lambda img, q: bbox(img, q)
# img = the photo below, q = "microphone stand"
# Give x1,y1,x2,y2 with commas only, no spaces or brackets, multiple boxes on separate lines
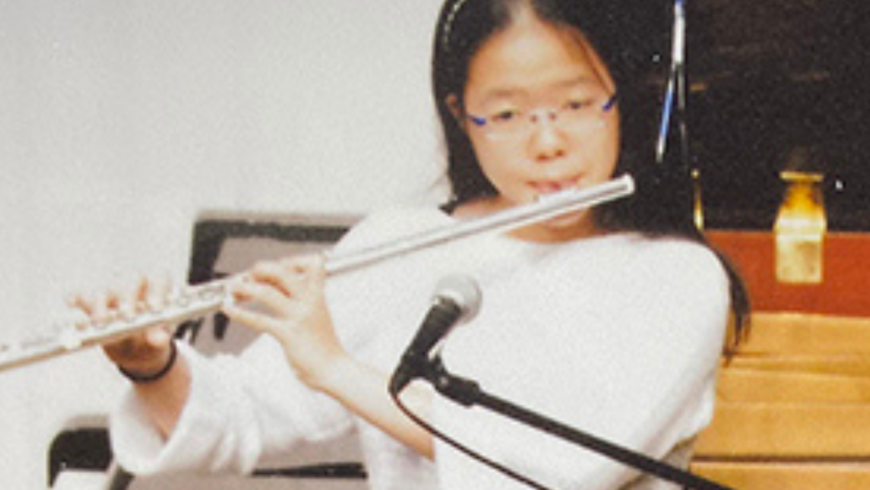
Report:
420,357,737,490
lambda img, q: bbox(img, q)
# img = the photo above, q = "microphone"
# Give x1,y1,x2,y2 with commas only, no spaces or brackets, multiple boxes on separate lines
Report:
389,275,482,395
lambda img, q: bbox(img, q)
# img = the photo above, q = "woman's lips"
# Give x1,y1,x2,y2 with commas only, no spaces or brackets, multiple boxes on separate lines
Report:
530,178,579,195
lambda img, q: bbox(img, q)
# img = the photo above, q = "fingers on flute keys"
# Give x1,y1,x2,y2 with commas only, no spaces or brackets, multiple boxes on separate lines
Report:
224,254,326,335
66,276,176,365
67,275,174,332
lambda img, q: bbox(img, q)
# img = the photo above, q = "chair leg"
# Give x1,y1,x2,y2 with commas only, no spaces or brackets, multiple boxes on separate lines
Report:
102,463,134,490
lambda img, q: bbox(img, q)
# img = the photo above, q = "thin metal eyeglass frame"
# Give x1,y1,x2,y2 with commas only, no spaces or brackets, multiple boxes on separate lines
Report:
466,93,618,138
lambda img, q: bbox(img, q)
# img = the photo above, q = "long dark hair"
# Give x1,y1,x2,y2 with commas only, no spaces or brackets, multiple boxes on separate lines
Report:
431,0,750,351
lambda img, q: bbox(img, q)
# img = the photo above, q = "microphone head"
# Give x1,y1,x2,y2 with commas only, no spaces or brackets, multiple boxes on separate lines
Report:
434,274,482,323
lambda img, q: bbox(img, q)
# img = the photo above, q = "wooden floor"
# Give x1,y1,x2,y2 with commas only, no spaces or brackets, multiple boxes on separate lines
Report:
691,312,870,489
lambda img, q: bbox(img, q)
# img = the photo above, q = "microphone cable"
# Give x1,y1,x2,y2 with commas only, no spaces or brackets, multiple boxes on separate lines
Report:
391,374,557,490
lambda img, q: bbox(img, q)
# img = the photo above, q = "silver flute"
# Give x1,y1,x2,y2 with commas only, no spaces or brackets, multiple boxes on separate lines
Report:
0,175,634,373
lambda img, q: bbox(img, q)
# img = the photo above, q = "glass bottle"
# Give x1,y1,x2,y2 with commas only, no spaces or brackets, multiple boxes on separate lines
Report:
774,171,826,284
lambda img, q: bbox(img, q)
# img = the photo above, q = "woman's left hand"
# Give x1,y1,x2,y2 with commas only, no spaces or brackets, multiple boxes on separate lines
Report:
222,254,345,390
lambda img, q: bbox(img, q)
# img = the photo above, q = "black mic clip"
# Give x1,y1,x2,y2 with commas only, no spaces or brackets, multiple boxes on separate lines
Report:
428,356,481,407
389,350,435,395
390,351,481,407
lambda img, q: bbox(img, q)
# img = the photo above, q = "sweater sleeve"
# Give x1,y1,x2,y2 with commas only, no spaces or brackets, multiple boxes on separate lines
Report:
110,337,355,475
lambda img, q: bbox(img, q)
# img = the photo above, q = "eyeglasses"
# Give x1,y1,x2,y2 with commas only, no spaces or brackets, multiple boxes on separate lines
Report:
466,93,617,140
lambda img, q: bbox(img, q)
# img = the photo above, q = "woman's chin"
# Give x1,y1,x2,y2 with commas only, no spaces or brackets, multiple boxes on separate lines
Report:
513,210,599,242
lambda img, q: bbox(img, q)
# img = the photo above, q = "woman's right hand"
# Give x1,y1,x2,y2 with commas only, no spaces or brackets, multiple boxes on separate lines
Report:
68,276,176,378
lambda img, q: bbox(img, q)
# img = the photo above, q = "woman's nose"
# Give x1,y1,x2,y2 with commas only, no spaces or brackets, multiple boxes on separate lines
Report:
528,119,567,162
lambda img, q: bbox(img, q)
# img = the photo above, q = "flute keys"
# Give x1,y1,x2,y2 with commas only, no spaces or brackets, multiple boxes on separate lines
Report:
57,327,84,350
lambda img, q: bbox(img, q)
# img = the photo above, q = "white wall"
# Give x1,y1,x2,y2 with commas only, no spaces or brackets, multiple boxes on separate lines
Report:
0,1,446,487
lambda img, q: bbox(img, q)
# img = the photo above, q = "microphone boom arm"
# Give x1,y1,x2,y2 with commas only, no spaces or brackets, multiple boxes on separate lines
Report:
415,359,737,490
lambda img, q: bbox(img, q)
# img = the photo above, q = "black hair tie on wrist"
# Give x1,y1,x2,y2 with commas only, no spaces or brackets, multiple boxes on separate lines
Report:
118,341,178,384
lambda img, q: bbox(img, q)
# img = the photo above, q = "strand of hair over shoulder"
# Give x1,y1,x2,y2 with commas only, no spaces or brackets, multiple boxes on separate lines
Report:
442,0,473,52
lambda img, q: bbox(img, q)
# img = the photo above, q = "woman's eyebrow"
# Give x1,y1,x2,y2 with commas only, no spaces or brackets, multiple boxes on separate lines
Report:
475,86,525,106
472,74,606,107
553,75,607,90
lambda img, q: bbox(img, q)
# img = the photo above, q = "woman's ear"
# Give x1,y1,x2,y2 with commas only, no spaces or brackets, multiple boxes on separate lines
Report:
445,94,466,131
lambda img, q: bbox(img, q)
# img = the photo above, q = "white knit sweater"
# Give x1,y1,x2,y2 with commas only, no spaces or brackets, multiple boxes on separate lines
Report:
110,206,730,490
